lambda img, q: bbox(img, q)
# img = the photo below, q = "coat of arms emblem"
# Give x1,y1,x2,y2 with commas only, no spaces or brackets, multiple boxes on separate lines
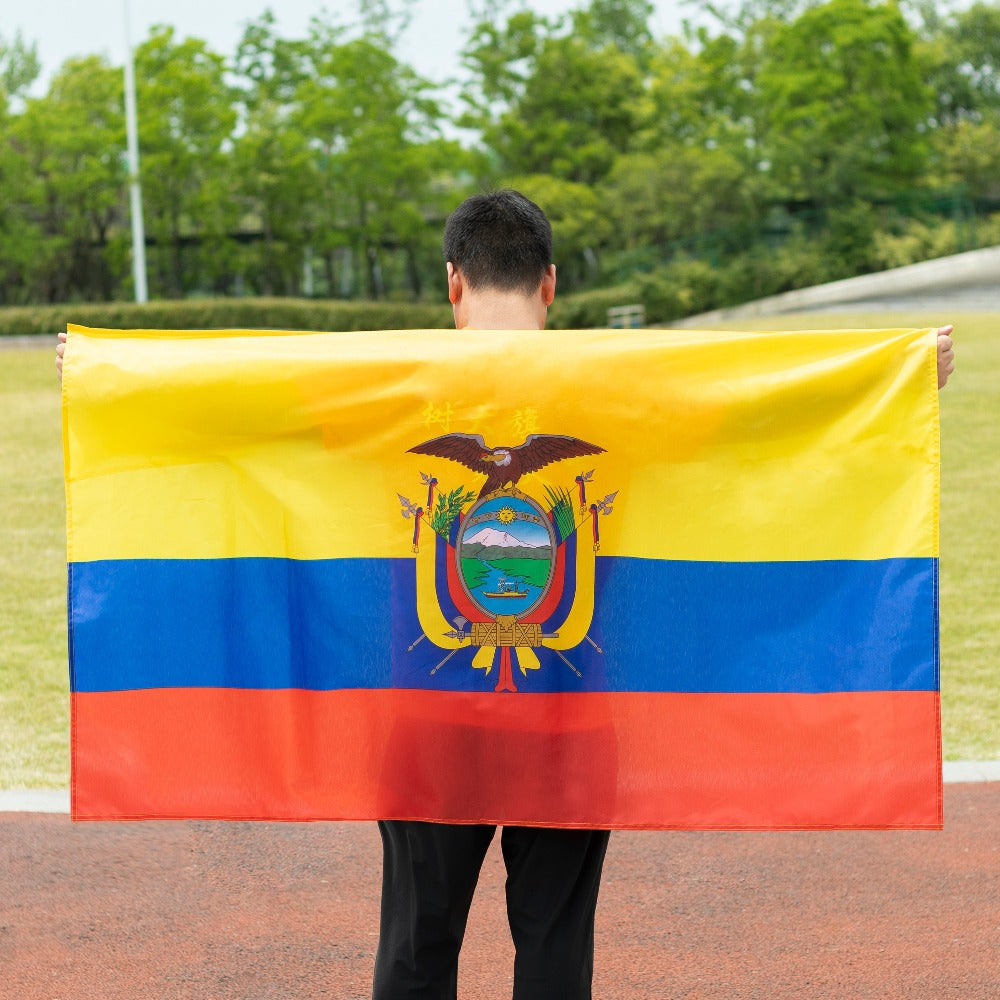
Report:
397,432,618,692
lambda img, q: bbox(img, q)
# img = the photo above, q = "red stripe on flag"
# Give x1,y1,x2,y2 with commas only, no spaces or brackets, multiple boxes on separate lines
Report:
72,689,941,829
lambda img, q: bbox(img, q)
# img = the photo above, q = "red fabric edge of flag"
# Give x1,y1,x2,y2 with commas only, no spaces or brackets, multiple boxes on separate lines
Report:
72,688,943,830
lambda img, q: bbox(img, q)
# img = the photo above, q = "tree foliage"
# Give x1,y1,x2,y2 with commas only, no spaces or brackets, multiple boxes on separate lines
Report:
757,0,933,202
295,19,452,297
134,27,238,296
0,0,997,309
5,57,125,303
0,30,40,105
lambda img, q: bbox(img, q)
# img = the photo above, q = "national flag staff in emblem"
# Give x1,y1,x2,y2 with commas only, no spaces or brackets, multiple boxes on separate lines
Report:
62,323,943,829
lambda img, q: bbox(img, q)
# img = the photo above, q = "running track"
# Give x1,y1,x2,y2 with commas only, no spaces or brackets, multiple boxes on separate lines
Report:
1,783,996,999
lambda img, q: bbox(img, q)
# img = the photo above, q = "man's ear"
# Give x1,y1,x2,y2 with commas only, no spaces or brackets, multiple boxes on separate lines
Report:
541,264,556,306
446,262,463,305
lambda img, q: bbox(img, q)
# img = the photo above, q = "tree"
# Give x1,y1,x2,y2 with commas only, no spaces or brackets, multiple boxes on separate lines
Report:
232,12,315,295
643,32,767,161
460,7,553,128
900,2,1000,213
294,16,453,297
933,113,1000,199
756,0,932,203
0,33,42,302
494,35,644,183
0,30,40,107
134,26,237,296
912,1,1000,125
504,174,612,288
601,146,757,252
0,121,43,304
462,4,647,186
8,57,127,302
685,0,810,33
570,0,656,63
608,23,774,258
647,3,799,205
947,1,1000,112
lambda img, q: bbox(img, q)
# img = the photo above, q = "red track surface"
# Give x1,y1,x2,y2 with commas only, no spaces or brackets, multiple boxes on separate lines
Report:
2,784,997,999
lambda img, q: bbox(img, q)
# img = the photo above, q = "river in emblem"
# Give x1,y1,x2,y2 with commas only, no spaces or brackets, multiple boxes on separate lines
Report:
458,496,555,618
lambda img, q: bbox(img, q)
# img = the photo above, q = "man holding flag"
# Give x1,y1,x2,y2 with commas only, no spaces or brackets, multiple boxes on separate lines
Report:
373,190,614,1000
55,189,956,1000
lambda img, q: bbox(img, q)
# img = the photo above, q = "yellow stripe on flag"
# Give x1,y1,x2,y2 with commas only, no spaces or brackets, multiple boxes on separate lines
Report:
64,325,938,563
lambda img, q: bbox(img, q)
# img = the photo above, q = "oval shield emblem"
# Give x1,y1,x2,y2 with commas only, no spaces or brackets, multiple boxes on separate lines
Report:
456,493,556,619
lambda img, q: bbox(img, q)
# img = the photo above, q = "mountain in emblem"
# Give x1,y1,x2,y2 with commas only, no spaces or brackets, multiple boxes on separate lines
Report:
462,526,552,562
463,527,546,549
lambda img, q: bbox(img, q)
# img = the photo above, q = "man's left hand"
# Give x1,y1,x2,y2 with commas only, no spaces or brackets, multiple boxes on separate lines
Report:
937,325,955,389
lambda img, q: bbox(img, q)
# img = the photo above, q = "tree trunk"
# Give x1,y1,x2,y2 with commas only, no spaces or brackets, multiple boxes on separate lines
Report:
405,244,422,298
171,209,184,297
262,217,275,297
324,251,336,297
366,244,385,299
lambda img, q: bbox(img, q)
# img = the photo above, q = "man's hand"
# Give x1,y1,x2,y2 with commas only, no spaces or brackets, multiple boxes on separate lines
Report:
937,325,955,389
55,330,66,382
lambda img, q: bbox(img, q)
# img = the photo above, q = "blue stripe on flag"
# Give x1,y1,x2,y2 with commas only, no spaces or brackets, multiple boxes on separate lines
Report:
69,556,937,694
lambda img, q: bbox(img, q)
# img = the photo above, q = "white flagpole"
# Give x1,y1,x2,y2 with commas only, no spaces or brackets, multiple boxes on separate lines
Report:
123,1,148,303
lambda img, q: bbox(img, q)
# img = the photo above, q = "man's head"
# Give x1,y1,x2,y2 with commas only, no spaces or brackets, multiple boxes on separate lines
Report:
444,189,552,295
443,189,556,330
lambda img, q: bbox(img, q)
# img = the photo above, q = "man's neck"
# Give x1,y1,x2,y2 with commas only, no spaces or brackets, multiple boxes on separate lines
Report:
454,291,547,331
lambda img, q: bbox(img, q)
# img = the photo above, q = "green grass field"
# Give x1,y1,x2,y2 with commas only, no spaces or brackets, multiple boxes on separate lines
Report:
0,347,68,787
0,316,996,788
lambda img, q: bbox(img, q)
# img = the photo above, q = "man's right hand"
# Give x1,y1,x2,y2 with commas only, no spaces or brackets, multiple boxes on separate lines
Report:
56,331,66,382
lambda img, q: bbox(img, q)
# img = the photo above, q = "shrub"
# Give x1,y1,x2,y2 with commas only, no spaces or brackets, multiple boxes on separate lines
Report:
0,298,454,337
3,289,652,335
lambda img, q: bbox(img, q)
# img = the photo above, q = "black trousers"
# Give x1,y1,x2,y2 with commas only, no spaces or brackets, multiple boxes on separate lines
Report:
372,821,611,1000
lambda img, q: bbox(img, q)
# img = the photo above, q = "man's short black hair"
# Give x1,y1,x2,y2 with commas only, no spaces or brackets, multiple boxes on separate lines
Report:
443,189,553,296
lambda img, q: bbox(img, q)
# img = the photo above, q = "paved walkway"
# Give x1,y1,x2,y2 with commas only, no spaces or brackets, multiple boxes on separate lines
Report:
673,245,999,326
1,782,997,999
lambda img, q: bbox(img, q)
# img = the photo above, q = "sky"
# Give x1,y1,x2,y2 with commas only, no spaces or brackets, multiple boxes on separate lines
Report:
5,0,691,97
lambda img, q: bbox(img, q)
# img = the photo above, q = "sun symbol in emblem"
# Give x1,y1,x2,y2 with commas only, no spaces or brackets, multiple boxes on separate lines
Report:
496,505,517,526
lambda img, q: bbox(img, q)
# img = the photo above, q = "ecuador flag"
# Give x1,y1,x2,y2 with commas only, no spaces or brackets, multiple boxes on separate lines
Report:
63,325,942,829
